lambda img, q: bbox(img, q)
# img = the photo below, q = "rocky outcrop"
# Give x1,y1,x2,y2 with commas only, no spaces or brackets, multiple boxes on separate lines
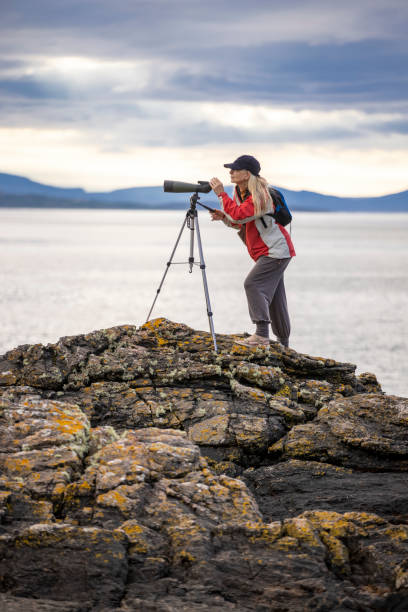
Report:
0,318,407,611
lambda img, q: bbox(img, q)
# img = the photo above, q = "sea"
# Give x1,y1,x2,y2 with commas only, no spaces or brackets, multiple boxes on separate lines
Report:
1,208,407,397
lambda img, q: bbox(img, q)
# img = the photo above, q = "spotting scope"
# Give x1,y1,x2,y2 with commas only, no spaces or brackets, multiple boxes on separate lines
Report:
163,180,212,194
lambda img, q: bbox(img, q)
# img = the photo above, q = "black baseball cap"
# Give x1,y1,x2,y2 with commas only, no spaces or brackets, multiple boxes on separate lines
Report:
224,155,261,176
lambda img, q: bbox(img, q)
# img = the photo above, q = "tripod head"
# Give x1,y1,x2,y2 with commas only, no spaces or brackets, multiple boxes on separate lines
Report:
189,191,200,208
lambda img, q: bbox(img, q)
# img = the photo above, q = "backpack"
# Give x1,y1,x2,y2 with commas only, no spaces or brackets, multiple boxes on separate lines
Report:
266,186,292,227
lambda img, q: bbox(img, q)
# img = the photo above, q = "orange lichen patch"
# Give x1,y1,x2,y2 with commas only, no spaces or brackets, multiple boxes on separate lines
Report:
3,398,90,461
303,511,357,539
3,456,33,476
200,392,215,400
250,388,269,402
274,536,299,551
188,415,229,445
177,550,196,562
13,523,128,552
120,521,143,538
117,520,150,554
165,388,193,400
343,511,386,527
205,459,235,475
283,517,323,548
176,333,213,351
52,405,89,437
210,476,261,523
275,384,292,398
78,479,93,492
395,564,408,589
62,476,95,510
267,438,284,454
13,524,83,548
165,516,207,564
24,466,76,498
303,380,332,391
123,388,139,400
141,318,172,346
230,344,254,356
142,318,168,330
334,383,354,395
201,467,218,486
268,422,327,457
32,501,54,520
0,491,11,504
96,485,137,518
245,520,282,547
384,526,408,541
130,378,152,388
231,415,269,448
52,482,66,498
295,510,372,576
320,532,350,575
230,342,271,356
0,476,25,493
0,370,18,385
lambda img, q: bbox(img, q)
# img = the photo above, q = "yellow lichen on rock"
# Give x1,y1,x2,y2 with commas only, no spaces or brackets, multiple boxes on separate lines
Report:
283,517,323,549
188,415,230,445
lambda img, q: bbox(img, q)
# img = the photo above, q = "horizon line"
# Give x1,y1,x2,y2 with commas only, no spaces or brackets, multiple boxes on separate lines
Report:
1,170,408,200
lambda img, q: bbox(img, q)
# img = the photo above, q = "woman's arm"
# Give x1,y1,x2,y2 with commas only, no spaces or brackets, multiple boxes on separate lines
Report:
209,177,256,223
210,208,242,229
218,191,255,221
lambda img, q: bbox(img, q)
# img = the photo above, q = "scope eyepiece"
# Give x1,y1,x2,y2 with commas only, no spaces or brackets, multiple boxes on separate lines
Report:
163,180,212,194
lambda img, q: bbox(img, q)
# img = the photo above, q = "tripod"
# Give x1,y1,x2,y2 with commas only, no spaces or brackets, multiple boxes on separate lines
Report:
146,192,218,352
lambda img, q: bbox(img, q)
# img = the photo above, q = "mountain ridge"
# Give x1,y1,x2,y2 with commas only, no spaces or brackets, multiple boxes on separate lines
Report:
1,171,408,212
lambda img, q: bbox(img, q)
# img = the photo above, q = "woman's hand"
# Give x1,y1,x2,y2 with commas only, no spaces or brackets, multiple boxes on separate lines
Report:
209,177,224,196
210,209,225,221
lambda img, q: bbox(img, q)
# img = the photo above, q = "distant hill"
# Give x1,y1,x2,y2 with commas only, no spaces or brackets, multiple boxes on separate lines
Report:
0,172,407,212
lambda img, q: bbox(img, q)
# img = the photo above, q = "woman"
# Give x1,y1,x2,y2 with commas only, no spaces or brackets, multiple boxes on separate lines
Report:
209,155,295,348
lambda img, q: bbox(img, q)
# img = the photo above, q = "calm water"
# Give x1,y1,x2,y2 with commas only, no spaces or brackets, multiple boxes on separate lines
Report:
1,208,407,397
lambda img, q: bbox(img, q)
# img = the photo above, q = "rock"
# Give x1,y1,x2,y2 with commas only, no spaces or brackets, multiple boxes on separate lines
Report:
0,393,90,520
0,594,84,611
269,393,408,470
243,459,408,523
0,317,407,611
0,524,128,607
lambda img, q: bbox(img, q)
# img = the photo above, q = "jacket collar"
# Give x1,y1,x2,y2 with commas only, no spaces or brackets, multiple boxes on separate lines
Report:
236,186,250,202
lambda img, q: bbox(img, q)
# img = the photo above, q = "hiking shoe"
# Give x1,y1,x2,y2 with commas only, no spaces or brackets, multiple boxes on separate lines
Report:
235,334,270,348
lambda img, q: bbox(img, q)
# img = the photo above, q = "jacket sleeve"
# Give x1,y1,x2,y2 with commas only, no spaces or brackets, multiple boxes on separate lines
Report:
222,217,242,229
218,192,258,224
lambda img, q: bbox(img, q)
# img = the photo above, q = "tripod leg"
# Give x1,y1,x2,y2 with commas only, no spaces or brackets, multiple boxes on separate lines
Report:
188,213,195,273
194,215,218,353
146,215,188,322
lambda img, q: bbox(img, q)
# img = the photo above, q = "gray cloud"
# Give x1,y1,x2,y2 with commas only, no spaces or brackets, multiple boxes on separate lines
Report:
0,0,408,151
1,37,407,109
0,76,69,99
3,0,408,50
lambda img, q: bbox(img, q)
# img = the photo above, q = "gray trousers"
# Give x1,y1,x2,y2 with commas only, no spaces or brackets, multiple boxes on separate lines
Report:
244,256,291,346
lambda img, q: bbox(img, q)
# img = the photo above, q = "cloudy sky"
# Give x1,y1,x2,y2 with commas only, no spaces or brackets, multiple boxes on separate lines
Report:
1,0,407,195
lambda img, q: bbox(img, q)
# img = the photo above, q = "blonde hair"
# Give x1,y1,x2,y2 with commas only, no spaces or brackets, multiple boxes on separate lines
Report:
247,173,273,216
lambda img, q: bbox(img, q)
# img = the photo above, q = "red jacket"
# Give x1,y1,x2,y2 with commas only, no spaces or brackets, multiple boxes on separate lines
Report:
219,189,295,261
